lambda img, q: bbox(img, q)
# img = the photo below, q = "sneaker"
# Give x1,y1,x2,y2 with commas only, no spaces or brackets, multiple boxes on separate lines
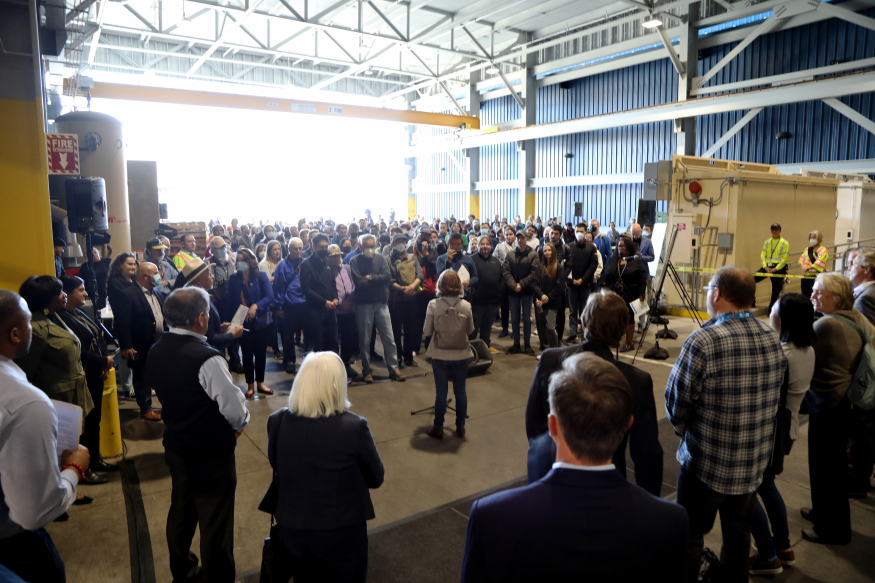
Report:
619,344,634,353
506,344,522,355
523,345,536,356
363,373,374,384
391,370,406,382
748,555,782,576
488,346,499,354
776,549,795,567
498,329,509,338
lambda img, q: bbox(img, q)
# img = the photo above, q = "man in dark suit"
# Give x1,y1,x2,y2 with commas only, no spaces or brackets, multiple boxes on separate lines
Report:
525,289,663,495
848,248,875,498
115,262,167,421
462,352,688,583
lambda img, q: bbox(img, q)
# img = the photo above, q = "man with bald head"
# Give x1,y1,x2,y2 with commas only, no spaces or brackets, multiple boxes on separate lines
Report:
115,262,167,421
0,290,93,582
665,266,785,582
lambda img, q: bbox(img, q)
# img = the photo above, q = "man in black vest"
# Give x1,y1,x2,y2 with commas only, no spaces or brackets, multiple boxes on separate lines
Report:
147,288,249,583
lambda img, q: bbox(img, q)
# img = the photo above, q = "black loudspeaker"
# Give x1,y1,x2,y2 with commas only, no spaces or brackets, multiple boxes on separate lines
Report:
65,177,108,233
637,199,657,228
573,202,583,217
159,203,168,220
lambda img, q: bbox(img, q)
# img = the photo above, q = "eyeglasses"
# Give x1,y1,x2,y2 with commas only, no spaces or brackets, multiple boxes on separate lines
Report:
703,286,717,291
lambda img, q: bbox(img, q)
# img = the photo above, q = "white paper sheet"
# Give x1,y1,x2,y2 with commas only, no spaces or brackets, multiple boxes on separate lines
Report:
630,299,650,318
51,400,82,462
230,304,249,329
456,265,471,285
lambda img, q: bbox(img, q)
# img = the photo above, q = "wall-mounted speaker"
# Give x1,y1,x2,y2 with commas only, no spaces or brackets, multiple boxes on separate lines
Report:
65,177,108,233
573,202,583,217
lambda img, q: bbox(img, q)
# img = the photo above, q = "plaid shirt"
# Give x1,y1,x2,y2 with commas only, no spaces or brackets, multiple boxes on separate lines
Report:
665,311,786,495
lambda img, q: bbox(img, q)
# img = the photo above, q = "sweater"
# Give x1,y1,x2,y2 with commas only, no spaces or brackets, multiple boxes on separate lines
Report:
807,309,875,412
350,253,392,304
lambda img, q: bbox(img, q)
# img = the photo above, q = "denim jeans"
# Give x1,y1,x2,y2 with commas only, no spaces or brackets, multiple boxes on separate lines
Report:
355,303,399,374
751,468,790,561
431,358,468,429
508,294,533,346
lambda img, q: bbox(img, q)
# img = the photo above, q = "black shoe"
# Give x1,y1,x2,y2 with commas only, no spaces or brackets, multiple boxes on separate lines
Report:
54,512,69,522
273,350,284,361
498,330,509,338
83,468,109,485
346,368,362,382
801,507,813,522
398,361,407,369
73,495,94,506
619,344,634,353
91,459,120,472
405,359,419,367
802,527,850,545
370,351,384,362
230,362,244,374
565,335,577,343
506,344,521,355
523,345,536,356
285,363,297,374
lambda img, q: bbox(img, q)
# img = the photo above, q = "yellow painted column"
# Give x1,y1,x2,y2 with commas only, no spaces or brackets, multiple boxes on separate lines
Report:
523,193,535,219
469,195,480,219
0,104,54,294
408,197,416,220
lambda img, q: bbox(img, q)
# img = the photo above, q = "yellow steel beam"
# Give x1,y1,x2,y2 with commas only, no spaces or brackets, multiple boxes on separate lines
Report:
87,82,480,130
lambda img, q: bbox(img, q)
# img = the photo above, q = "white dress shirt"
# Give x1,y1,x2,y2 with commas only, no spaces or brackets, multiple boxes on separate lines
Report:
854,280,875,297
167,328,250,430
0,355,78,538
139,283,165,340
552,461,617,471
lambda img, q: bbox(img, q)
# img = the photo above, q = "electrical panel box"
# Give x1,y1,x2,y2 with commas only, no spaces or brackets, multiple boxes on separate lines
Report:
643,160,672,201
717,233,735,250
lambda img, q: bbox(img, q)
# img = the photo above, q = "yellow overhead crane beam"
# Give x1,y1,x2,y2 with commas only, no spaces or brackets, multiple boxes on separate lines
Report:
86,82,480,130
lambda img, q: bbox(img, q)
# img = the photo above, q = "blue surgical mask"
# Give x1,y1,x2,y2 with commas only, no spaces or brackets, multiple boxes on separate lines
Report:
266,231,276,240
152,274,162,287
215,248,227,258
481,228,489,236
643,231,652,238
236,261,249,272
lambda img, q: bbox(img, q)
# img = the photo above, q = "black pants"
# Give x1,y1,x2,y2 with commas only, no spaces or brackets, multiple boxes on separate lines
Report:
307,309,339,354
0,528,65,583
556,291,567,339
273,522,368,583
165,450,237,583
241,326,270,383
849,404,875,490
391,300,420,363
337,312,359,368
801,277,815,299
281,303,306,365
754,266,787,308
809,399,852,540
130,352,154,414
500,288,509,331
416,294,431,347
81,368,104,466
227,339,241,366
567,284,591,337
270,308,283,353
676,466,756,583
470,303,499,346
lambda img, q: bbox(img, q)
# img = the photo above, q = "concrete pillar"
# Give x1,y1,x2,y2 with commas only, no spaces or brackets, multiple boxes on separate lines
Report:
0,0,55,289
675,2,700,156
467,70,481,219
518,48,537,219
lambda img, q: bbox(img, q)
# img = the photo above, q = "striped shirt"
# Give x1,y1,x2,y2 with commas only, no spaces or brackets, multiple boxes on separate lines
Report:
665,311,786,495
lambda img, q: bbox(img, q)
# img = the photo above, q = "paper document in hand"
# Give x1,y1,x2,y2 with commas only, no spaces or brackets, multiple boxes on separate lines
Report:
51,400,82,463
230,305,249,329
456,265,470,284
630,299,650,318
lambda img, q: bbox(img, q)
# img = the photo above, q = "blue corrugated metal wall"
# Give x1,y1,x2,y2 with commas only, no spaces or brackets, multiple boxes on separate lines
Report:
479,95,521,219
416,192,467,221
697,7,875,162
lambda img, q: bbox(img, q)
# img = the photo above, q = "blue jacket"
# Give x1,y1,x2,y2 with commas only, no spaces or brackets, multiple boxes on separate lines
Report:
635,236,655,279
594,233,613,263
435,253,479,288
225,270,275,328
273,256,306,306
461,468,688,583
343,247,361,265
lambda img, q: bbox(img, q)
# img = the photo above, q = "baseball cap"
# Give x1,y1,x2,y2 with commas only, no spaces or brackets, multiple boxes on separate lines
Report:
147,236,168,250
328,244,342,256
210,236,227,249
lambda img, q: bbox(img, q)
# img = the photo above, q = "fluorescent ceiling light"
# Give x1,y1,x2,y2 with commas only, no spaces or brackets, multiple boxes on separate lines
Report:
364,70,374,75
642,15,662,28
486,67,499,74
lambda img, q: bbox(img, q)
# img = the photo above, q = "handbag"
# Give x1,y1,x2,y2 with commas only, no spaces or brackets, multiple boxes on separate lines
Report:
258,411,287,583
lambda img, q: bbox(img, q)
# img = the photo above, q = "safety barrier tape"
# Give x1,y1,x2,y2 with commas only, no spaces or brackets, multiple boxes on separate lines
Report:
669,266,823,279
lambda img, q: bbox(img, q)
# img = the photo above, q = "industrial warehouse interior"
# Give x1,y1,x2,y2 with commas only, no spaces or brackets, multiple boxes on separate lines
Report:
2,0,875,581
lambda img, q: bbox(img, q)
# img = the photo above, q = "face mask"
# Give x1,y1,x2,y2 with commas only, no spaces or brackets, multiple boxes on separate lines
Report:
266,231,276,240
257,252,265,261
236,261,249,272
317,249,329,258
394,243,406,254
481,228,489,236
363,248,375,258
643,231,652,238
575,232,586,242
215,248,227,258
342,247,351,255
809,238,817,246
152,274,162,287
536,222,542,228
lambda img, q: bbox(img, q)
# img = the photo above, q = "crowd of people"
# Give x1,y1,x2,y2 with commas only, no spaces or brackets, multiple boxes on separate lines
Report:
1,208,873,583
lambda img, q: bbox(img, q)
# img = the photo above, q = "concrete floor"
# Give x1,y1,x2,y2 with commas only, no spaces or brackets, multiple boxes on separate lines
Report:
45,314,875,582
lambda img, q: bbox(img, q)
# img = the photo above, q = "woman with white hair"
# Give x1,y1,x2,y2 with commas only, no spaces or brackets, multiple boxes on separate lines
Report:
803,272,875,545
799,230,829,298
266,352,384,582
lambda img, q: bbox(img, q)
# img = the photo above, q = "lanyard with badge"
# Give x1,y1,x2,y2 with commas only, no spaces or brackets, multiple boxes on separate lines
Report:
715,311,753,325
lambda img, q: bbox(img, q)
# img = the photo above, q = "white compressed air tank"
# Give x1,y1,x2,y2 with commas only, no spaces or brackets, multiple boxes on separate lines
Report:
54,111,132,254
